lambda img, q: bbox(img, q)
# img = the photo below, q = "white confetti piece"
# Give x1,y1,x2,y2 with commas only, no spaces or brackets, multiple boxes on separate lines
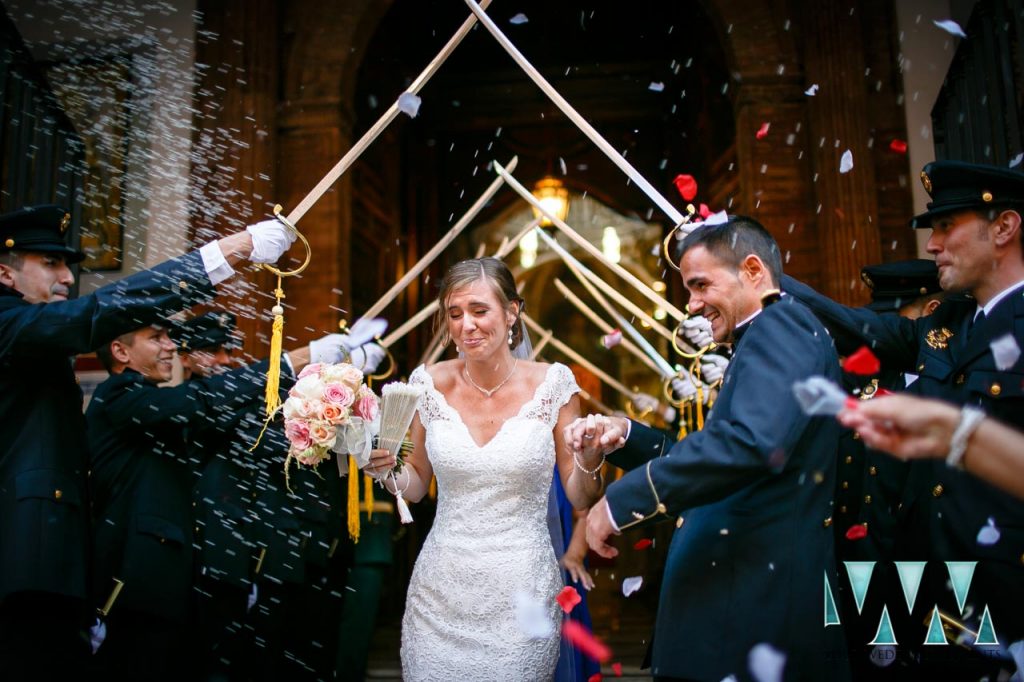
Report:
621,576,643,597
839,149,854,174
977,518,1001,546
804,84,819,96
397,92,422,118
648,81,665,92
703,210,729,226
509,13,528,25
514,591,553,639
1011,153,1023,168
990,333,1021,370
749,643,787,682
933,19,967,38
792,376,848,416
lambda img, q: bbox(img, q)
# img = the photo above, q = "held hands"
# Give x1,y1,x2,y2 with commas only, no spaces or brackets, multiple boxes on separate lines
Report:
245,219,296,264
681,315,713,348
564,413,628,461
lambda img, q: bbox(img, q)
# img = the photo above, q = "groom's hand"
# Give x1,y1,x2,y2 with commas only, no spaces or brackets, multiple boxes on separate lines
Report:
586,497,620,558
563,414,628,458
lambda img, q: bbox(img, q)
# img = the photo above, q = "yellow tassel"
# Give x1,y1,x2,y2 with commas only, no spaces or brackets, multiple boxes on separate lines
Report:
347,455,360,542
428,475,437,500
363,474,374,521
695,386,705,431
264,282,285,417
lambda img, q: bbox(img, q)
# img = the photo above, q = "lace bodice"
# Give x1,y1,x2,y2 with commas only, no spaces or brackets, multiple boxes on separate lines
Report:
401,362,579,682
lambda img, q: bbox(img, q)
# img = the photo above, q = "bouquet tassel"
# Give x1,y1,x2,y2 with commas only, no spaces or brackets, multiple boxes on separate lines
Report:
347,454,360,542
395,491,413,524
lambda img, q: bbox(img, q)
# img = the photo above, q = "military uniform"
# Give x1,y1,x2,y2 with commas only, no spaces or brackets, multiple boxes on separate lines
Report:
783,159,1024,679
0,206,218,679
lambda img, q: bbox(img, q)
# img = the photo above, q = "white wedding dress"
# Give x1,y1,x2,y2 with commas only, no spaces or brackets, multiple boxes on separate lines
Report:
401,362,579,682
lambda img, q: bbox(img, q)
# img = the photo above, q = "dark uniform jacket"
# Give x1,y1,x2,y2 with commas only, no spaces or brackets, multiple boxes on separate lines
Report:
605,296,849,681
86,360,267,623
783,274,1024,644
0,252,215,604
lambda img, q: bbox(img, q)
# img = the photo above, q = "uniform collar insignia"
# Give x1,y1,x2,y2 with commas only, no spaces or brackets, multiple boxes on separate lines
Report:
859,378,880,400
920,171,932,194
925,327,954,350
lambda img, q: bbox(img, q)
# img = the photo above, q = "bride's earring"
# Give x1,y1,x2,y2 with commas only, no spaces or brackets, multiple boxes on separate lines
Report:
507,327,514,346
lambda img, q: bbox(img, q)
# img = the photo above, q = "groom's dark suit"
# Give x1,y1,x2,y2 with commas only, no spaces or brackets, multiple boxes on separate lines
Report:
605,296,849,681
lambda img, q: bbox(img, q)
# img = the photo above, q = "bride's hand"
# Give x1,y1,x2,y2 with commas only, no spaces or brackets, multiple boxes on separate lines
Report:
365,448,397,479
560,548,594,591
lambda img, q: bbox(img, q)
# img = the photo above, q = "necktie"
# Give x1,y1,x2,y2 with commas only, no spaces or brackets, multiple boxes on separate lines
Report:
968,310,986,339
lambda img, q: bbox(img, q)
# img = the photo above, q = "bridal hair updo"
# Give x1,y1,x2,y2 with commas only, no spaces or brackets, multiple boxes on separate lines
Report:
434,257,526,349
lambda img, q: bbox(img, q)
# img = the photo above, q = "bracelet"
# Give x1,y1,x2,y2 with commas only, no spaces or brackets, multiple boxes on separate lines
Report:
946,406,986,470
573,450,605,480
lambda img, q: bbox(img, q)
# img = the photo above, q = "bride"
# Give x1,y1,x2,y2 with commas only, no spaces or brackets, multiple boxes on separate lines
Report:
367,257,605,681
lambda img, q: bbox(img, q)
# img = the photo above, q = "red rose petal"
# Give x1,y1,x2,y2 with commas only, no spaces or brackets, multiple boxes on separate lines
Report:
843,346,881,375
563,620,613,663
588,675,602,682
612,662,623,676
889,139,908,154
874,388,894,398
698,203,711,218
633,538,653,550
755,122,770,139
673,174,698,202
556,586,582,614
846,524,868,541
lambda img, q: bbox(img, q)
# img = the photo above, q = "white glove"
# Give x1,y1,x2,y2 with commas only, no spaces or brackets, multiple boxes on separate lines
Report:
245,219,296,264
90,617,106,654
349,342,386,373
671,376,713,405
700,354,730,383
631,392,660,414
309,333,347,364
681,316,714,348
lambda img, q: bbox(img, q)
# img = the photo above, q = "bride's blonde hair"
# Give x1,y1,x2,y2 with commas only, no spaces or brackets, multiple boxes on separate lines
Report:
433,257,525,349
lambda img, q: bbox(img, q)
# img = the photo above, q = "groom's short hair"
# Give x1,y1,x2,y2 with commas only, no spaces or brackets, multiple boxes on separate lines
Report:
678,215,783,286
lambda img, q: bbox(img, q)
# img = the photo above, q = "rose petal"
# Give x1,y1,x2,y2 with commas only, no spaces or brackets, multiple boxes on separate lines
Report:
673,174,698,202
804,84,819,96
990,333,1020,371
889,139,908,154
698,203,711,218
755,122,770,140
633,538,653,550
933,19,967,38
397,92,421,118
509,12,528,25
587,675,602,682
648,81,665,92
563,621,612,663
622,576,643,597
845,524,868,541
843,346,880,375
792,376,849,417
749,642,787,682
839,149,854,174
612,662,623,676
977,518,1001,546
556,586,582,614
703,209,729,226
1011,153,1023,168
601,329,623,349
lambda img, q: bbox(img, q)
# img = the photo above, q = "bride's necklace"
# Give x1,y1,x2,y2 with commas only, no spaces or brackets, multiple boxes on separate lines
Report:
463,358,518,398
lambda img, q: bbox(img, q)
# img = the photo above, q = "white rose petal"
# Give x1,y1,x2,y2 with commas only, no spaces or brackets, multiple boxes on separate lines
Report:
933,19,967,38
1010,153,1023,168
804,84,819,96
648,81,665,92
840,149,854,174
397,92,422,118
990,333,1021,371
514,591,553,638
977,518,1001,546
748,643,787,682
622,576,643,597
703,209,729,226
509,12,528,25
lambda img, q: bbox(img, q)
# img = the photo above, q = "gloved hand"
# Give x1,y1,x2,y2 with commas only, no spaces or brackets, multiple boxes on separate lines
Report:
349,342,386,373
245,219,296,264
671,376,713,405
681,315,714,348
631,392,660,415
700,354,730,383
90,617,106,654
309,333,347,364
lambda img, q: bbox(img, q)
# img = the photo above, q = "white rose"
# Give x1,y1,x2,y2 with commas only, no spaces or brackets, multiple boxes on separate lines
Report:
290,374,324,401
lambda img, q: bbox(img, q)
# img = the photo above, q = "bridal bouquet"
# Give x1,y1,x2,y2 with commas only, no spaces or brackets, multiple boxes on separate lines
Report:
282,361,380,475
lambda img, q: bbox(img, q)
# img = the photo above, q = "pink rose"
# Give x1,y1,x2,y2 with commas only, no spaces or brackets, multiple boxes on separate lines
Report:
339,366,364,389
283,397,319,420
298,362,322,379
309,421,336,448
295,446,328,467
321,402,346,424
323,382,355,407
352,394,379,422
284,419,311,451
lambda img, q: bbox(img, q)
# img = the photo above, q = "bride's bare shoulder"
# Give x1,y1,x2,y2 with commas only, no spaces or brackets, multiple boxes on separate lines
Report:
424,360,459,392
519,360,556,383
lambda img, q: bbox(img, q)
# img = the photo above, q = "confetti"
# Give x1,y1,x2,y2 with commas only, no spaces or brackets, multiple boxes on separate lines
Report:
977,518,1001,546
673,174,698,202
509,13,529,25
755,122,771,140
792,376,849,417
648,81,665,92
1011,153,1023,168
839,149,854,174
698,203,711,218
563,621,612,663
515,591,553,639
805,84,819,96
633,538,653,550
588,674,602,682
612,662,623,676
844,346,881,375
889,139,908,154
397,92,422,118
601,330,623,349
621,576,643,597
845,524,868,541
556,586,582,613
933,19,967,38
748,642,787,682
703,210,729,226
990,334,1020,371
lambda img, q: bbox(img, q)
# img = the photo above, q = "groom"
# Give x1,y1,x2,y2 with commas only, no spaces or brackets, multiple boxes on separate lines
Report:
567,216,849,681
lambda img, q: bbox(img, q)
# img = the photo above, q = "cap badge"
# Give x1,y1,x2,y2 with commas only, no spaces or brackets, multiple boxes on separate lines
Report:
4,238,13,248
925,327,954,350
981,191,993,203
60,212,70,234
920,171,932,194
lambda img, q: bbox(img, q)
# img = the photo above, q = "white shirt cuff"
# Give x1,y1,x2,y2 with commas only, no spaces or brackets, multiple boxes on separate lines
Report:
282,351,295,377
624,419,632,441
603,497,621,533
199,241,236,286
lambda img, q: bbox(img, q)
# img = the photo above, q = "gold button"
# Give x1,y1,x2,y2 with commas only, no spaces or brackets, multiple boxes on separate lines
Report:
4,238,13,248
813,471,825,484
54,489,63,500
864,495,872,504
869,466,878,476
990,383,1002,396
932,484,944,497
842,481,849,490
955,374,965,385
823,517,833,528
918,363,925,371
159,538,166,544
982,191,993,202
845,456,853,465
676,517,684,528
920,287,928,295
656,503,667,515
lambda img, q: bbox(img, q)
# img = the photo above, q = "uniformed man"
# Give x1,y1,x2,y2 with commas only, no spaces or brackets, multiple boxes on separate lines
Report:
0,204,293,680
783,160,1024,679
